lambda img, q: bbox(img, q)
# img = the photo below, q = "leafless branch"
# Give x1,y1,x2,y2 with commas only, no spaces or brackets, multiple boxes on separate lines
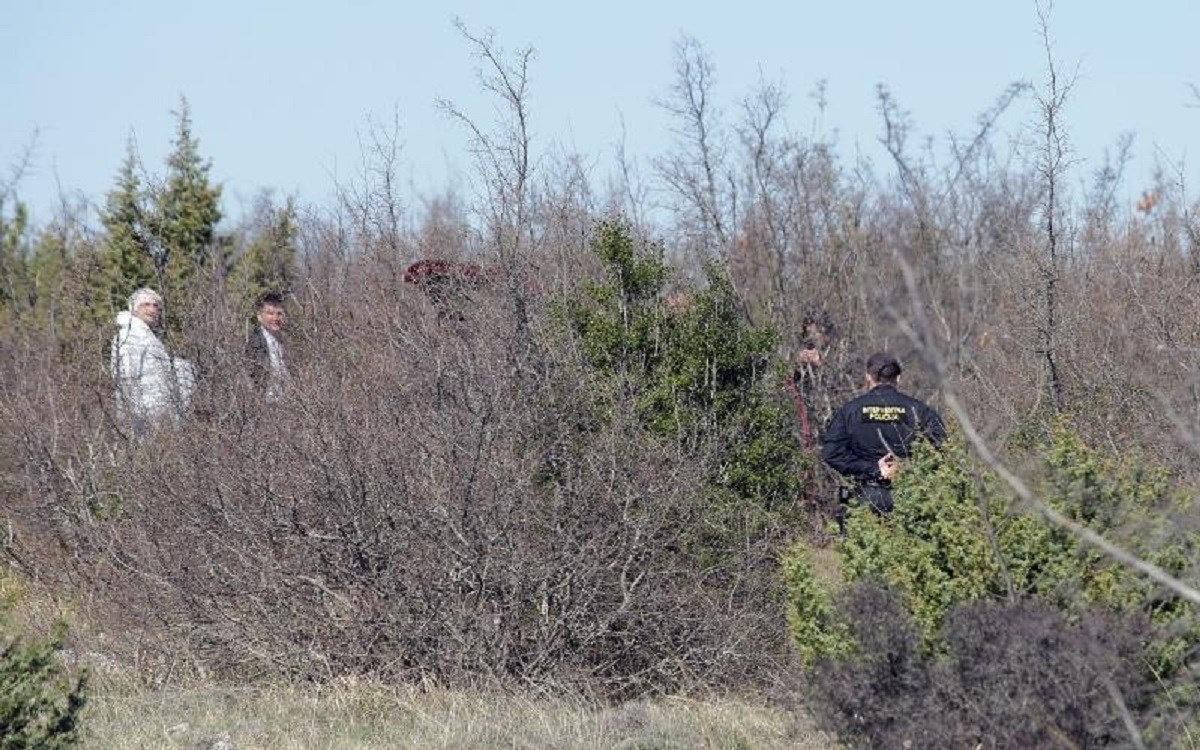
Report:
653,34,732,255
1032,0,1078,412
892,250,1200,607
1,128,40,206
439,19,535,273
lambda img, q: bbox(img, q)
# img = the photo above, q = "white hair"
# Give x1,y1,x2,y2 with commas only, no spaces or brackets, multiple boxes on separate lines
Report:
127,287,163,311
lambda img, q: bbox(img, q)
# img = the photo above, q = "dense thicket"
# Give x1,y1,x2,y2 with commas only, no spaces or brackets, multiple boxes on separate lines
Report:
1,26,1198,745
0,217,806,698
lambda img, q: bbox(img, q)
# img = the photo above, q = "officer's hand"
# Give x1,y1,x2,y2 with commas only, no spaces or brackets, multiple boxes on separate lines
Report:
878,454,900,480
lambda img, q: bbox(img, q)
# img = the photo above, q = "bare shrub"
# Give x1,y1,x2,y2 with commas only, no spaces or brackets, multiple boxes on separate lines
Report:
2,247,793,697
809,583,1150,749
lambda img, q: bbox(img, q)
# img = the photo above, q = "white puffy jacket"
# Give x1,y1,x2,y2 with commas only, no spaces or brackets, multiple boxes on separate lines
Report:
111,311,196,424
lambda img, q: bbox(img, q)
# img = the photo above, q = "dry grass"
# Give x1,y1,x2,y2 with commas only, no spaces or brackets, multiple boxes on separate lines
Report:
6,556,831,749
83,676,831,749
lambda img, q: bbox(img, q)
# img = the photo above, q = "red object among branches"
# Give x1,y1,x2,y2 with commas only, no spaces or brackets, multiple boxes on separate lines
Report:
403,260,496,317
403,259,490,287
784,374,814,451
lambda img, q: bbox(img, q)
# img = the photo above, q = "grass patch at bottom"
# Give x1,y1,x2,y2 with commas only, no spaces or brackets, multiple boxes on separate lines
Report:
83,676,831,749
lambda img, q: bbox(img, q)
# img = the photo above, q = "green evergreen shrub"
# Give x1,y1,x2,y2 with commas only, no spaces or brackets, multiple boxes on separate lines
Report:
784,417,1199,743
0,578,87,749
553,217,806,555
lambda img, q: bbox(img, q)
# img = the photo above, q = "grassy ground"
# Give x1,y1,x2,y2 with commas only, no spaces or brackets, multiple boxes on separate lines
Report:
83,677,832,749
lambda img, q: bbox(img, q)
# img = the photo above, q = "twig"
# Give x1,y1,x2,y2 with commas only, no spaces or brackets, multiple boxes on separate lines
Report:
891,249,1200,607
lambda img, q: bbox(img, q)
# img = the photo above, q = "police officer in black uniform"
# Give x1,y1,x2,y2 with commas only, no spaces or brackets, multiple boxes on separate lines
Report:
821,352,946,513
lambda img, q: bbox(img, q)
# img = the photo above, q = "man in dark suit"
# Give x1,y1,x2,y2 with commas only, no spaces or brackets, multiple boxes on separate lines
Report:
246,291,290,401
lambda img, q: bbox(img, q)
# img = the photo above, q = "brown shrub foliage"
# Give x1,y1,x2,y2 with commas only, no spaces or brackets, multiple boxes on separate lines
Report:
808,582,1150,749
1,266,791,698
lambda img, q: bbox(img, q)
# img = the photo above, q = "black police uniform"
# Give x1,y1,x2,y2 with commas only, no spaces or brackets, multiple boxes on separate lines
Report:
821,383,946,512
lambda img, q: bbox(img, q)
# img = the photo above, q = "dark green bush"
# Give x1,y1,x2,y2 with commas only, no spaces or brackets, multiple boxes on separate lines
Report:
553,217,806,552
0,581,87,749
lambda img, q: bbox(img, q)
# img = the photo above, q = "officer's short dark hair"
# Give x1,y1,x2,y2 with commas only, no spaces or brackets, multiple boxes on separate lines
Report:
255,291,285,311
866,351,902,382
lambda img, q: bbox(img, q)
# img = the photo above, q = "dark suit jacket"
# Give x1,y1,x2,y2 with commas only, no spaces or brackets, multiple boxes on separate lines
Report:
245,326,276,392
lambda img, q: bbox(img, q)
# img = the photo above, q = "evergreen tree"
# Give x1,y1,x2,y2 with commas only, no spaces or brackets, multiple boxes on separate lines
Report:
23,205,99,336
552,218,805,559
24,226,71,328
0,199,30,321
228,197,297,313
95,140,155,317
148,97,222,295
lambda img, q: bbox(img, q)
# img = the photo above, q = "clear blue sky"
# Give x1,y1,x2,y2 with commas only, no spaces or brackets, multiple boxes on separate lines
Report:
3,1,1197,225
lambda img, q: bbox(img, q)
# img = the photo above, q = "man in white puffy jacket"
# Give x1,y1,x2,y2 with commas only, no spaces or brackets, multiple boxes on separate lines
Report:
111,288,195,432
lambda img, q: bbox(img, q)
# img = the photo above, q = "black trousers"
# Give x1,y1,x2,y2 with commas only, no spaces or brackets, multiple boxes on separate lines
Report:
834,481,894,534
858,483,894,513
